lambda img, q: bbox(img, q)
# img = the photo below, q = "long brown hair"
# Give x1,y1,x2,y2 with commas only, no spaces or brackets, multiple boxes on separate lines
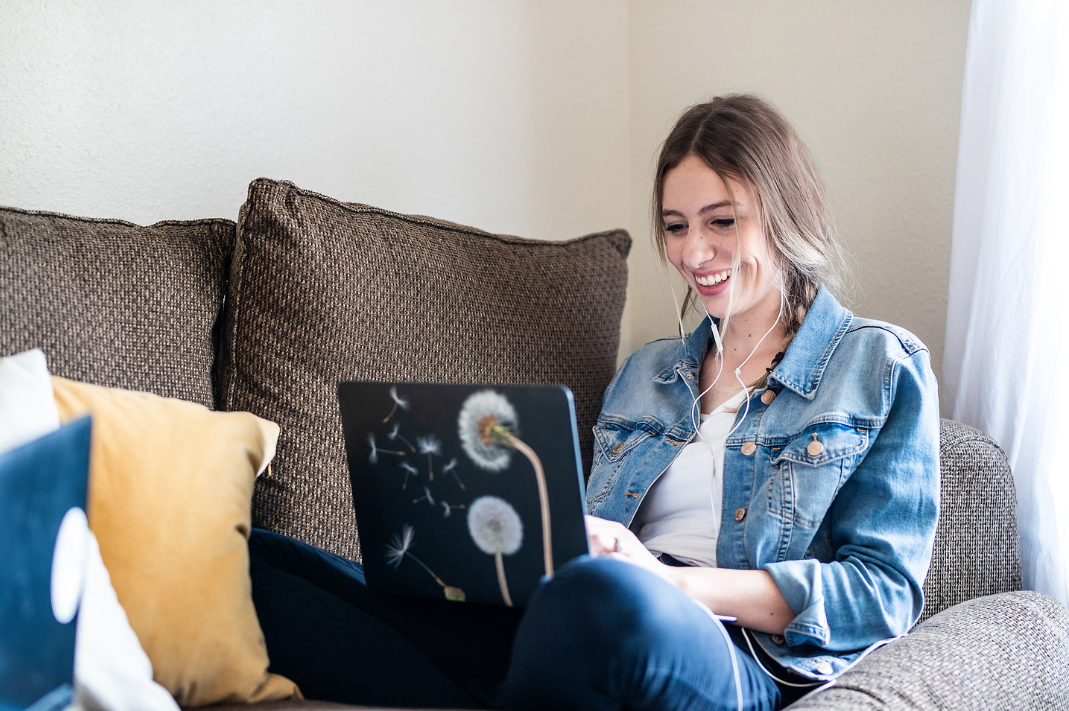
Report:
653,94,844,335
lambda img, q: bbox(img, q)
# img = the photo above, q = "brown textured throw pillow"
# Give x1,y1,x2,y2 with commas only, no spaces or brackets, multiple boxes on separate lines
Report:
218,178,630,560
0,206,234,408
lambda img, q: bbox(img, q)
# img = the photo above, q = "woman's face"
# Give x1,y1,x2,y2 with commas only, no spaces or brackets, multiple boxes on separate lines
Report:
662,154,783,328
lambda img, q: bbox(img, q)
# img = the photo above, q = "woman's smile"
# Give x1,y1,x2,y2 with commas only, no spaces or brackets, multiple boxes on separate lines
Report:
693,268,732,296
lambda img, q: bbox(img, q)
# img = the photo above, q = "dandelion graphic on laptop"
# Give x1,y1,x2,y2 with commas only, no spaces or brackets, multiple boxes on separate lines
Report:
441,458,466,490
458,390,554,577
387,422,417,453
412,486,435,506
382,386,410,423
416,436,441,481
385,524,466,602
367,433,405,464
468,496,523,607
440,499,467,518
398,461,419,490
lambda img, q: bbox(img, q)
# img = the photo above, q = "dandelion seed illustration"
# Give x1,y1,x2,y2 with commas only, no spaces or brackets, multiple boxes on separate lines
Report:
458,390,554,577
399,461,419,490
412,486,435,506
416,435,441,481
385,524,415,569
468,496,523,607
441,458,466,490
368,433,405,464
440,500,467,518
382,386,410,424
385,524,465,602
388,422,417,453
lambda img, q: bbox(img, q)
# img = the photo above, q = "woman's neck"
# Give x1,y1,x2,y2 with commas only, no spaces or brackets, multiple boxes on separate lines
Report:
699,315,788,413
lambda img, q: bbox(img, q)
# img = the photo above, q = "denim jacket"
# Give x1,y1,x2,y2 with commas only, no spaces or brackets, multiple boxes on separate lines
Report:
586,287,940,680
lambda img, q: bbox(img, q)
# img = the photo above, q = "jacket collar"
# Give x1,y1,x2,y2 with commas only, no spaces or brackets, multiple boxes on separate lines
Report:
767,286,852,399
669,286,852,400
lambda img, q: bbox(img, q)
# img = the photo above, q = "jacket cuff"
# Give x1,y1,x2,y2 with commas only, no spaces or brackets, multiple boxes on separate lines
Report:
763,559,831,647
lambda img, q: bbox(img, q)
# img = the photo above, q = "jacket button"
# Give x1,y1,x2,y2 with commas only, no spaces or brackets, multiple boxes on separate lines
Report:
734,507,746,522
806,434,824,456
815,662,833,676
741,442,757,456
760,390,776,405
611,443,624,455
771,634,785,645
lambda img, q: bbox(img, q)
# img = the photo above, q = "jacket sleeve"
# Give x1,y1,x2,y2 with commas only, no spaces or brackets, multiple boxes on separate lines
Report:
762,348,941,651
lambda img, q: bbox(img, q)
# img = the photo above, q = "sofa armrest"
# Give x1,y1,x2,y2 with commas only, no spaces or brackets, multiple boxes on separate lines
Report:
922,420,1023,622
784,591,1069,710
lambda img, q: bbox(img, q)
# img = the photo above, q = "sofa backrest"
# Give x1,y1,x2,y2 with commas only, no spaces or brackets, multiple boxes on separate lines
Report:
0,206,234,408
920,419,1023,623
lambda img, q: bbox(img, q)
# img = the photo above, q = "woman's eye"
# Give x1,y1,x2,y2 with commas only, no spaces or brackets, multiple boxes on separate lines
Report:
712,218,735,229
664,223,687,235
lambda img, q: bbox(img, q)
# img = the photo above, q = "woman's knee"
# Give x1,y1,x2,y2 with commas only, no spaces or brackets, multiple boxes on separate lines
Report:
501,557,748,710
528,556,693,647
511,560,689,668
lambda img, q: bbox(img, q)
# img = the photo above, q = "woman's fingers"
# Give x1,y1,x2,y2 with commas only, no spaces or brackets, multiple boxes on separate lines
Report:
584,515,628,555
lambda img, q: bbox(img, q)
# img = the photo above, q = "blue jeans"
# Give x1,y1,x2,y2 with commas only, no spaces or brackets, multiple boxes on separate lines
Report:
249,529,789,710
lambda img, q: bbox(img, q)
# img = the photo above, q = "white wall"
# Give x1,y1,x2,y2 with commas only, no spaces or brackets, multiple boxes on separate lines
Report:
0,1,629,240
1,1,970,377
625,1,972,378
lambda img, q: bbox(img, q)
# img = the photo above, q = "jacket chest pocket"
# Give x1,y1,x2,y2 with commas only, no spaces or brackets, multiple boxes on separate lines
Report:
767,424,869,528
587,422,655,506
593,421,656,465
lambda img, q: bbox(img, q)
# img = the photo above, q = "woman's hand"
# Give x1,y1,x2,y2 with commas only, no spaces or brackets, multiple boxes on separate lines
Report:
584,516,794,634
584,515,674,583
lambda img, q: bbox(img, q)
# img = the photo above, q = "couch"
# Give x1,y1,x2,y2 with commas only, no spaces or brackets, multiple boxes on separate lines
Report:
2,178,1067,710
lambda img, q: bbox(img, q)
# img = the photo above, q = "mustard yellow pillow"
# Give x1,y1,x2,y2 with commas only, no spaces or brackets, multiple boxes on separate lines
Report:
52,376,301,707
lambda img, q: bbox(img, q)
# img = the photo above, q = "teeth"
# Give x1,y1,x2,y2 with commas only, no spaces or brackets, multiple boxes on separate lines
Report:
696,269,731,286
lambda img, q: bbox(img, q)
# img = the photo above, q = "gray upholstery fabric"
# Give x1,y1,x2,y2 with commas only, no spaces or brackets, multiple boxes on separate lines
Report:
921,419,1023,622
0,206,234,408
784,591,1069,710
218,179,631,561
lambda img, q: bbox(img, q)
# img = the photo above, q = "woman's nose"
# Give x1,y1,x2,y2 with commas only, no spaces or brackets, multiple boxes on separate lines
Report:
681,231,715,270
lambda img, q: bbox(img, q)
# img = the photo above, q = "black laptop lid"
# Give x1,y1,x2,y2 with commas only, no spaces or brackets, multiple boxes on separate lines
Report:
338,382,590,608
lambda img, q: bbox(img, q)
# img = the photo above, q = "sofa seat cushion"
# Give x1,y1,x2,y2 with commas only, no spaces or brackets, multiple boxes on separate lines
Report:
783,591,1069,710
0,206,235,408
218,179,630,561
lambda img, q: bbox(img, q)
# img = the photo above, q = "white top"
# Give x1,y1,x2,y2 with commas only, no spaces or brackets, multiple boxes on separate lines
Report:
631,390,748,568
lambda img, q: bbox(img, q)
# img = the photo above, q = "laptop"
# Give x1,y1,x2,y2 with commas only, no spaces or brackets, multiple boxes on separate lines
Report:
0,416,92,711
338,382,590,607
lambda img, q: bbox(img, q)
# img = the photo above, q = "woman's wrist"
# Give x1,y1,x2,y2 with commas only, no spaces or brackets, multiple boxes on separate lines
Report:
661,563,690,594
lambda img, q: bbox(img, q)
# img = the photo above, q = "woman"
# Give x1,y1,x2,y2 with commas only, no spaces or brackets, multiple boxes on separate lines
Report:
250,94,940,711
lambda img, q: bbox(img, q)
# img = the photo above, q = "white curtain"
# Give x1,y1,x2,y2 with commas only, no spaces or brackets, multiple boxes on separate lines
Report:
943,0,1069,607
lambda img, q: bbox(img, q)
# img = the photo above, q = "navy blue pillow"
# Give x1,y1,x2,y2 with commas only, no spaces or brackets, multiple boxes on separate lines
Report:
0,417,91,711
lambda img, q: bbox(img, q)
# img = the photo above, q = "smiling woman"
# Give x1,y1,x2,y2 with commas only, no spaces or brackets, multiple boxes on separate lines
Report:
564,94,941,710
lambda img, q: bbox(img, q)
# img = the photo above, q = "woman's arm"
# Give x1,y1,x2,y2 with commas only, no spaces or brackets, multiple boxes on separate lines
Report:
585,515,794,635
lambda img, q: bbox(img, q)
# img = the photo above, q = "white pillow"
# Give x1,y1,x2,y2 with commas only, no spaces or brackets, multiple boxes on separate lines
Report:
70,532,179,711
0,348,60,453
